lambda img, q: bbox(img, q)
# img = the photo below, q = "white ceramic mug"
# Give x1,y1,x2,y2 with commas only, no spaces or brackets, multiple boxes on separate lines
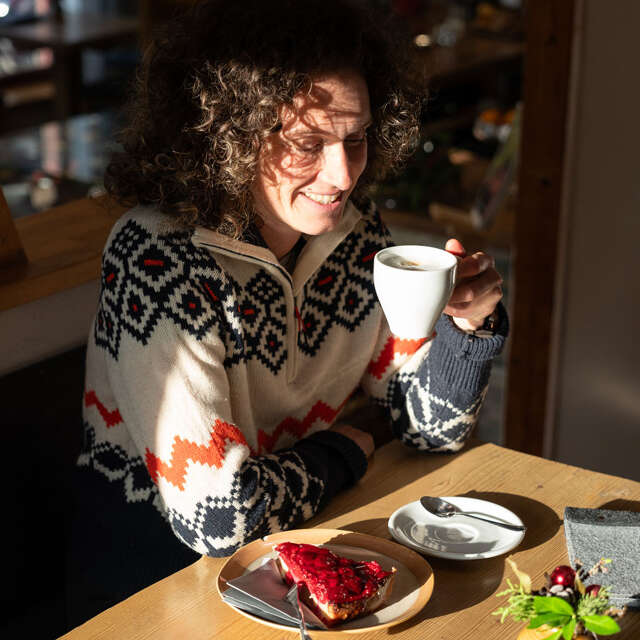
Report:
373,245,458,339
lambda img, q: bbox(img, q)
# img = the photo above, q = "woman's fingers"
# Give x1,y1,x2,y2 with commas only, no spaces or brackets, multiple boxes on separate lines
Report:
455,251,495,281
445,283,503,318
443,240,503,329
448,265,502,305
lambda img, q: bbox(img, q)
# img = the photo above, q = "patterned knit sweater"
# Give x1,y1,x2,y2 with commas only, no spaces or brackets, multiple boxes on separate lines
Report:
77,198,508,561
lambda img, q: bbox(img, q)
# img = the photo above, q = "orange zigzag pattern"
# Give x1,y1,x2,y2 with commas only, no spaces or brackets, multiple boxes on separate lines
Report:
367,336,426,380
145,419,247,490
254,395,351,456
144,395,353,490
84,390,123,428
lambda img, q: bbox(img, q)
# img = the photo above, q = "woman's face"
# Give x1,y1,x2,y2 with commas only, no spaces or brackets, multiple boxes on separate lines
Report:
251,69,371,256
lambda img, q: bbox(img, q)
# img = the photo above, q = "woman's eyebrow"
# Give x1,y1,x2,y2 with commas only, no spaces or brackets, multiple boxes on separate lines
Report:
283,116,372,139
348,120,372,135
299,120,372,134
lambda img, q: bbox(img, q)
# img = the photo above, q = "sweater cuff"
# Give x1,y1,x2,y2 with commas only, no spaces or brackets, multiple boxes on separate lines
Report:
306,430,368,483
292,430,368,507
430,301,509,390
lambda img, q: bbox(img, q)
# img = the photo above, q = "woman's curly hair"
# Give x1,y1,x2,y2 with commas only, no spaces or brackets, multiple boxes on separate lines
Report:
105,0,423,238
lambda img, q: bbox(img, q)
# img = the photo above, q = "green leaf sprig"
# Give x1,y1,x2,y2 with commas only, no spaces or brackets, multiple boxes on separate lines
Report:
494,579,536,622
528,594,620,639
493,558,624,639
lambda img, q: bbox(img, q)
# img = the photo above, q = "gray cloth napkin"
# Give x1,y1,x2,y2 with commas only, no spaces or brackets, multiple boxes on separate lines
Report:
564,507,640,609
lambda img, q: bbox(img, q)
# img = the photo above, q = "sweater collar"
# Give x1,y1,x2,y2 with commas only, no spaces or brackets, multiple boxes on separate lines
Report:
191,200,362,294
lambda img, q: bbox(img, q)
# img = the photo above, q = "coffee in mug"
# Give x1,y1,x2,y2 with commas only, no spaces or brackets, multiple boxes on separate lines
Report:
378,254,439,271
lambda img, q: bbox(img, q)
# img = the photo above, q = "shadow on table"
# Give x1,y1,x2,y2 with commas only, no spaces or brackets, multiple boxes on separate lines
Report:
459,491,562,552
597,499,640,512
344,493,561,632
314,440,486,526
342,517,396,541
345,516,509,629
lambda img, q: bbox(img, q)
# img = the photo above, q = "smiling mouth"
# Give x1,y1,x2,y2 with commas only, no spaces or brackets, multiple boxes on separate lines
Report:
303,192,342,205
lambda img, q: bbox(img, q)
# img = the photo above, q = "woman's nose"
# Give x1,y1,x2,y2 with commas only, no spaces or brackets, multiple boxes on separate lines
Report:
319,143,353,191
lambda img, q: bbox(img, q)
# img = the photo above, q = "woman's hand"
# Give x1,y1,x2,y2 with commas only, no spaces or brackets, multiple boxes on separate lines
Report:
330,424,375,458
444,238,503,332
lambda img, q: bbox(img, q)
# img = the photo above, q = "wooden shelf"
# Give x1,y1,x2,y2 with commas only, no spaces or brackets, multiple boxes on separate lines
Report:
416,35,523,86
421,106,478,138
0,187,27,270
380,150,515,252
381,205,513,254
429,199,514,251
0,195,125,311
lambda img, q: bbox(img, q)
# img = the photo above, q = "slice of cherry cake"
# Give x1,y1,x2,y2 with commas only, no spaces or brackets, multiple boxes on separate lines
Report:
274,542,396,627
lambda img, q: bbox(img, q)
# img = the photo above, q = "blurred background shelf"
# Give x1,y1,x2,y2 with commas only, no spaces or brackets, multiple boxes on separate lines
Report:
379,150,516,252
0,3,139,132
414,33,523,85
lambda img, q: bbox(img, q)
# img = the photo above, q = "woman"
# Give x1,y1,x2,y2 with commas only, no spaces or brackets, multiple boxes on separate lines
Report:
67,0,506,627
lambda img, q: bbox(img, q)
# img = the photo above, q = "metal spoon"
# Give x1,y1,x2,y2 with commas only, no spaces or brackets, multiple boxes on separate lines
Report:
285,583,312,640
420,496,526,532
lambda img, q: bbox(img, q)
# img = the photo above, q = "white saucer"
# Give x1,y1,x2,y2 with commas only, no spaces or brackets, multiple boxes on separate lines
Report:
388,497,525,560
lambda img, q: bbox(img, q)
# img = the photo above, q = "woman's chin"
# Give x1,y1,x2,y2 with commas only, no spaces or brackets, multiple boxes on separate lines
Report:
300,219,341,237
298,208,346,236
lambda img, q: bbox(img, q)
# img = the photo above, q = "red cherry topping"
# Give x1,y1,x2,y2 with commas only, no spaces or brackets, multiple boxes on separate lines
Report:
275,542,392,604
585,584,601,597
550,565,576,587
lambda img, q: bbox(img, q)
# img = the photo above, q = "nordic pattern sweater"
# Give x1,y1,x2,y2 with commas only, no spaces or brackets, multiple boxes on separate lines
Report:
78,199,508,559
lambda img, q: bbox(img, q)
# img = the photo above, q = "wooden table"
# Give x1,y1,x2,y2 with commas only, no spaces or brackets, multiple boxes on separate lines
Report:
60,439,640,639
0,111,124,310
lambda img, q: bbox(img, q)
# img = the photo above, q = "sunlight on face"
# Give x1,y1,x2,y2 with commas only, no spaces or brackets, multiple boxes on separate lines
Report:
251,69,372,258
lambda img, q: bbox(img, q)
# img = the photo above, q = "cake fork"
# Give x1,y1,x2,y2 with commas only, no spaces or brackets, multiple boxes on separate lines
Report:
285,583,312,640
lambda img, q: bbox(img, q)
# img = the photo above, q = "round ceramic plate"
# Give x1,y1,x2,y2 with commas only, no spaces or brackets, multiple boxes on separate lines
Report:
388,497,525,560
217,528,434,634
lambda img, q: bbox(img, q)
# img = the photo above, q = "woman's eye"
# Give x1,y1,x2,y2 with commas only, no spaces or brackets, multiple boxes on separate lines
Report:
345,137,366,148
295,141,323,153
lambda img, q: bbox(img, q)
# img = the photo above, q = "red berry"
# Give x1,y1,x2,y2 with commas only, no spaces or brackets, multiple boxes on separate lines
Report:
550,565,576,587
585,584,601,597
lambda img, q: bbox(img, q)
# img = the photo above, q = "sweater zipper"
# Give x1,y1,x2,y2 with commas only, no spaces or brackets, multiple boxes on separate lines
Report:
192,240,299,383
291,292,304,384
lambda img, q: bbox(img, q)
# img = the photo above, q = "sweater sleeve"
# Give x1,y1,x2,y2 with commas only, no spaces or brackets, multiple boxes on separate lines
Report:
361,297,509,452
356,200,508,451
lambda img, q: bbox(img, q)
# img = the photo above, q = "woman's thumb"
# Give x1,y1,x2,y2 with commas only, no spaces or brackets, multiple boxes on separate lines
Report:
445,238,466,258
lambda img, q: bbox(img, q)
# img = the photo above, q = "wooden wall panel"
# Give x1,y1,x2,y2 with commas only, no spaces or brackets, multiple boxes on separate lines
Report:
504,1,577,455
0,187,27,269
